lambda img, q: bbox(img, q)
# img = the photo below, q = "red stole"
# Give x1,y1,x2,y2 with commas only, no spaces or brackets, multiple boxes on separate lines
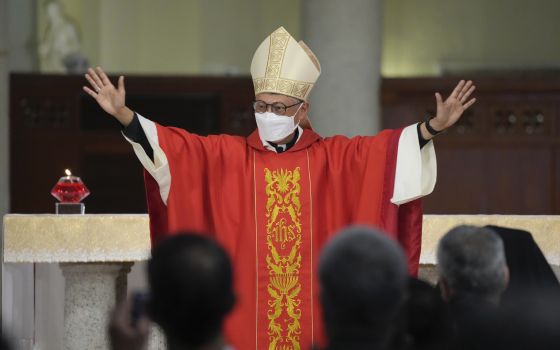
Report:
143,124,422,350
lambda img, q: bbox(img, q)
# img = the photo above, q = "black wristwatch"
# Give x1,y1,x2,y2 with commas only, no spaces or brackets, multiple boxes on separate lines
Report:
424,116,443,136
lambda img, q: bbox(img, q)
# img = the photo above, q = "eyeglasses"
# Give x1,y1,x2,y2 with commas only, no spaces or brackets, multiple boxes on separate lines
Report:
253,100,303,116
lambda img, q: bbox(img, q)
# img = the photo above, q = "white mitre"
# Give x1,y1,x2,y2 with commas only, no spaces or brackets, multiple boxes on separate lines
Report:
250,26,321,102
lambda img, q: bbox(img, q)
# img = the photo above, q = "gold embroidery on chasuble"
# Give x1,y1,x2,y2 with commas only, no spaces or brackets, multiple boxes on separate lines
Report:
265,167,303,350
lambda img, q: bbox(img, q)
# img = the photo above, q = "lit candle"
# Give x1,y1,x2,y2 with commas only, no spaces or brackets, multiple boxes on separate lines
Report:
63,169,80,183
51,169,90,203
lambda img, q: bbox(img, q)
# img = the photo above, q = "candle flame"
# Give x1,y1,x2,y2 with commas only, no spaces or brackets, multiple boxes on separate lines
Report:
65,169,72,176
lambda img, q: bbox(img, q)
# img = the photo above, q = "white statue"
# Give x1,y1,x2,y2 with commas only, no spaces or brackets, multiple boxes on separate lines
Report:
39,1,89,73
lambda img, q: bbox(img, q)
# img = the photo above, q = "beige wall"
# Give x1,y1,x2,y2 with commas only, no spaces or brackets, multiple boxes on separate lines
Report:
32,0,560,77
199,0,300,74
37,0,560,77
3,1,38,344
382,0,560,77
0,1,8,219
38,0,300,75
98,0,201,74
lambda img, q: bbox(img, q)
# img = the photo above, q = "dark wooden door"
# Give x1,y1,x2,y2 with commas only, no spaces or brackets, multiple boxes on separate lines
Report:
382,76,560,214
10,74,255,213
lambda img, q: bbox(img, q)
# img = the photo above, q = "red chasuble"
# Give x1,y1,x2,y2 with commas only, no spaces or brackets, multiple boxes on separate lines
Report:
143,124,422,350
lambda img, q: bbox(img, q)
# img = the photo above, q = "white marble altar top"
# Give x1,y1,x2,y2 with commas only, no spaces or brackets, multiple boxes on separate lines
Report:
3,214,151,262
3,214,559,266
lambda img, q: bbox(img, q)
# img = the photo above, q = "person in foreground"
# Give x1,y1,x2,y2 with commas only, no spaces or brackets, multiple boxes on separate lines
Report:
401,278,448,350
484,225,560,305
436,225,509,341
86,26,476,350
109,234,235,350
318,226,408,350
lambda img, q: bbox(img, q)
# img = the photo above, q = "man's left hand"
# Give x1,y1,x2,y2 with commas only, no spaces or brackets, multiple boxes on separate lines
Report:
430,80,476,131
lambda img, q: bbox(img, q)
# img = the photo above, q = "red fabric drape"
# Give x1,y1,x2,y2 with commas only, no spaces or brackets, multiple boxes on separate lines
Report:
142,124,423,350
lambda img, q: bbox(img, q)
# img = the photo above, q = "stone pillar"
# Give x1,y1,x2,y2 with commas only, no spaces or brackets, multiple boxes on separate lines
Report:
3,2,38,348
2,1,38,349
302,0,383,136
0,0,9,329
60,263,128,350
147,326,166,350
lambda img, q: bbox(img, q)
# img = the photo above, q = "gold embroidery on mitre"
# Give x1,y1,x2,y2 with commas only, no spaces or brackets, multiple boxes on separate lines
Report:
266,28,290,78
265,167,303,350
251,27,320,101
265,78,278,91
253,78,312,100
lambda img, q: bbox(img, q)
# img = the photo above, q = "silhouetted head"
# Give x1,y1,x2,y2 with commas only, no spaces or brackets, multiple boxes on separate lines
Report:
437,225,508,304
147,233,235,348
319,226,408,348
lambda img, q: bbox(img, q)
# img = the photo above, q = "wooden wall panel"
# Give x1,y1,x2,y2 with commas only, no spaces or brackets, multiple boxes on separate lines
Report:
10,74,255,214
11,74,560,215
382,76,560,214
555,146,560,213
422,148,486,214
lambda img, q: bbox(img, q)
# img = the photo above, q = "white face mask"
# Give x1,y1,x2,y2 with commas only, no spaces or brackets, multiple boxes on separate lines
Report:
255,104,303,143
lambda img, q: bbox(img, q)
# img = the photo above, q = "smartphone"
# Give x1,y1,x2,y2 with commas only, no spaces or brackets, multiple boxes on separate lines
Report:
130,291,150,327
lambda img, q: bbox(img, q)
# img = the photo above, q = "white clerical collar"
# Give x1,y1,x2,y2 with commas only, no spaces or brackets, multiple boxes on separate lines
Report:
262,126,303,153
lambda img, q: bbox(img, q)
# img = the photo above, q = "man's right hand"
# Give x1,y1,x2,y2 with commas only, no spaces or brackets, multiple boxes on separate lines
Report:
84,67,134,127
108,296,150,350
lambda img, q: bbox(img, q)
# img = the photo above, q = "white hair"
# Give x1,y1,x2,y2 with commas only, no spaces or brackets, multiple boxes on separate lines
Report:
437,225,507,298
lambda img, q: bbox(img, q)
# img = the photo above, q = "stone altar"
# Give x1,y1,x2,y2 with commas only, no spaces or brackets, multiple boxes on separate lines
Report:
3,214,559,349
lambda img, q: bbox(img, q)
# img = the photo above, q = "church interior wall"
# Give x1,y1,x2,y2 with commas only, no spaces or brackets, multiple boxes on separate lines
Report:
1,0,560,347
0,0,8,323
32,0,560,77
37,0,301,75
382,0,560,76
2,0,38,344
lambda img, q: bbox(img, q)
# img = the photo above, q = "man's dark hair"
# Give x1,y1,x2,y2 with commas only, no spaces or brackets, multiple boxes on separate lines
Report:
318,226,408,348
147,233,235,347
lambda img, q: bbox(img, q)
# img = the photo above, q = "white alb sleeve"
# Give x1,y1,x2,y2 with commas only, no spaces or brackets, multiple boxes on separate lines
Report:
122,113,171,204
390,124,437,205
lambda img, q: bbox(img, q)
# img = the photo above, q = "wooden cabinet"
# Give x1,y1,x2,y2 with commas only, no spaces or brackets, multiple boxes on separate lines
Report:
10,74,559,214
10,74,255,213
382,76,560,214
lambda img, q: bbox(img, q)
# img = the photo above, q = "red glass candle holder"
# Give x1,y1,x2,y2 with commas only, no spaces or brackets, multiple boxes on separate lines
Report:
51,173,90,203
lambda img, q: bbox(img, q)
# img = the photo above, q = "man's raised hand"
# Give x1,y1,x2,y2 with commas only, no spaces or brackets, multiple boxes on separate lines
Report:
83,67,133,126
431,80,477,131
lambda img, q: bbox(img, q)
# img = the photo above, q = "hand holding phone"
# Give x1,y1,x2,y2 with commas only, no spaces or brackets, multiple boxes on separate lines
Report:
109,293,150,350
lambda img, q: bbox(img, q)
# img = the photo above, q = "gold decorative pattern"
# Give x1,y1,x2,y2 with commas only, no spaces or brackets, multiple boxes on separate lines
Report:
253,78,312,100
253,152,260,350
251,26,320,101
265,27,289,78
305,150,314,343
264,168,303,350
253,27,313,100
